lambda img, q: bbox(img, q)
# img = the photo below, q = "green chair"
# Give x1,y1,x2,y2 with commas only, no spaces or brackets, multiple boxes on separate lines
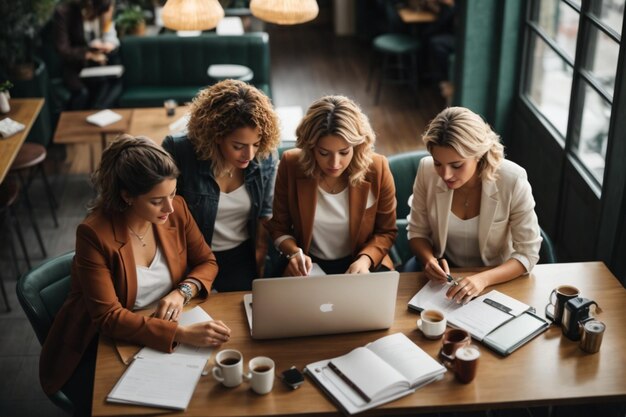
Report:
15,251,75,414
539,227,557,264
387,150,430,268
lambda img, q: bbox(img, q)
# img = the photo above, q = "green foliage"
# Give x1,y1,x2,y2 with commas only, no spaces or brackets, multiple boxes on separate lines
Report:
115,5,146,34
0,80,14,92
0,0,56,71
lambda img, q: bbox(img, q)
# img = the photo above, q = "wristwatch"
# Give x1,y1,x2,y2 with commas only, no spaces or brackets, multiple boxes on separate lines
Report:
177,282,193,305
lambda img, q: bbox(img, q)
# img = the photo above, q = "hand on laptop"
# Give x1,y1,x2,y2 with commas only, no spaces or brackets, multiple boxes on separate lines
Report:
285,249,312,276
175,320,231,347
346,255,373,274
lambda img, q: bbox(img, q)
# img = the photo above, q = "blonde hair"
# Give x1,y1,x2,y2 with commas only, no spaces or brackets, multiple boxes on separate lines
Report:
422,107,504,181
89,134,179,213
295,95,375,185
186,79,281,176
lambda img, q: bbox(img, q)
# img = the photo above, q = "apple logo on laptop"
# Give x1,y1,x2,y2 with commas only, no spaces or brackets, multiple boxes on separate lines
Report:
320,303,334,313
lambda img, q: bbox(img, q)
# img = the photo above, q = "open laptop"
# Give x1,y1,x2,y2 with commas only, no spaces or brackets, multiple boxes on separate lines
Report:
243,271,399,339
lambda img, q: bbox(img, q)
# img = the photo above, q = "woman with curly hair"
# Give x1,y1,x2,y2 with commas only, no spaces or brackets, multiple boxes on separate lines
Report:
163,80,281,291
406,106,541,304
266,95,397,276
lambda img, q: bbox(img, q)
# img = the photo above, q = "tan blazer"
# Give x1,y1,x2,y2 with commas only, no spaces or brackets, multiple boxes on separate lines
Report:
407,157,541,271
266,149,397,270
40,196,217,395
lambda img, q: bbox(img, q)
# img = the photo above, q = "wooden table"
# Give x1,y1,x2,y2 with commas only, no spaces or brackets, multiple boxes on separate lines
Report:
0,98,44,184
92,262,626,416
52,107,187,172
397,7,437,24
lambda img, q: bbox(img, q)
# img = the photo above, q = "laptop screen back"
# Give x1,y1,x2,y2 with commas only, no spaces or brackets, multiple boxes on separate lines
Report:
243,271,399,339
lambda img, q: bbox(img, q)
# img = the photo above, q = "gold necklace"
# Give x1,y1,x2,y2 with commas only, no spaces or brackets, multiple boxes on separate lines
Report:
322,176,345,193
221,167,234,178
128,224,150,247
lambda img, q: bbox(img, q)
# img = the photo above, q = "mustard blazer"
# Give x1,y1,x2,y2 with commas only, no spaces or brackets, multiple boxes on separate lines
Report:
40,196,217,395
407,157,541,271
266,149,397,270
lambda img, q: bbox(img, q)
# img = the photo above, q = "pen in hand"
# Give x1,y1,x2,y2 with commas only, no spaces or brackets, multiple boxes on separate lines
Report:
446,274,459,286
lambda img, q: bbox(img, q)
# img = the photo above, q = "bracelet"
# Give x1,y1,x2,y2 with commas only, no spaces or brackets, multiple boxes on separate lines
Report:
286,249,302,260
177,282,193,305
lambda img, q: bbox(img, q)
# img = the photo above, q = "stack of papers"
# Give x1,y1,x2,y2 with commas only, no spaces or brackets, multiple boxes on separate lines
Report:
0,117,25,138
86,109,122,127
79,65,124,78
107,307,215,410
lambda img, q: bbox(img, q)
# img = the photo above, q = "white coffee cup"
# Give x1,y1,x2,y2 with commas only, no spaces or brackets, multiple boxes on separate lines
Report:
212,349,244,387
244,356,275,395
417,309,447,339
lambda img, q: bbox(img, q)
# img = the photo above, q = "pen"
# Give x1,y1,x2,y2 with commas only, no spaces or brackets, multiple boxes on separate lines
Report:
446,274,459,286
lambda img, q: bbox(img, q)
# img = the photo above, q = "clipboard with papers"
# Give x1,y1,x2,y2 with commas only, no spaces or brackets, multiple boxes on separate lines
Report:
408,281,549,355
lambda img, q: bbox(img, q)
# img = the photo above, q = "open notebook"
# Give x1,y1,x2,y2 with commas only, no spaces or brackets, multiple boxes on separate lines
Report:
243,271,399,339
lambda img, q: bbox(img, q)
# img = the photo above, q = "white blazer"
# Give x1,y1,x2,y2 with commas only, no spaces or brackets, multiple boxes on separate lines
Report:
407,157,541,272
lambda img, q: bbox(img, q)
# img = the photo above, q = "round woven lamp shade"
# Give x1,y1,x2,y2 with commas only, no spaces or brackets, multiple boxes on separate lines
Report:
250,0,319,25
162,0,225,31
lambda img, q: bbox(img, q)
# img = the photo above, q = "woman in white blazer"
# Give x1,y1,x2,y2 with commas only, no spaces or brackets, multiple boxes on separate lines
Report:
407,107,541,304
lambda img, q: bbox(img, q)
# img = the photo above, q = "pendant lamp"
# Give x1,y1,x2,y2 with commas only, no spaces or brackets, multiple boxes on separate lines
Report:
162,0,225,31
250,0,319,25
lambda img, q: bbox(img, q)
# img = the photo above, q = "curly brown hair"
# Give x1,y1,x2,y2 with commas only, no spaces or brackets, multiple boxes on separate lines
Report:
186,80,281,175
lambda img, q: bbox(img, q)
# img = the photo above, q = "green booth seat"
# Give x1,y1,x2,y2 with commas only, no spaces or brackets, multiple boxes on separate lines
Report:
118,32,272,107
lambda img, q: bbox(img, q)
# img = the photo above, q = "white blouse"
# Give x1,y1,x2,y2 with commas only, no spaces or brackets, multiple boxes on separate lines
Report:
212,184,251,252
309,187,351,260
445,212,482,267
134,246,173,310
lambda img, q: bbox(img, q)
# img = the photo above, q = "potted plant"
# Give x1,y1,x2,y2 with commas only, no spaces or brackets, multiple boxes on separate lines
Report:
115,5,147,36
0,80,13,114
0,0,56,80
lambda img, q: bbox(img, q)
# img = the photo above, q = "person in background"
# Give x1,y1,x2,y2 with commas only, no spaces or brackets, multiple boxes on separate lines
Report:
162,80,281,291
53,0,122,109
406,107,541,303
266,95,397,276
40,135,230,416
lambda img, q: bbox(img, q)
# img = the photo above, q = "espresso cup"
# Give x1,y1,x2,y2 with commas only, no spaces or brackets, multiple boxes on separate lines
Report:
452,344,480,383
164,99,177,117
417,309,447,339
545,285,580,324
244,356,275,395
439,328,471,361
212,349,244,387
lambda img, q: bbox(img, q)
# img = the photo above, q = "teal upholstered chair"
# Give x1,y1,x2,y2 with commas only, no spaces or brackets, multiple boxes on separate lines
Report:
387,150,430,269
16,251,75,414
539,227,557,264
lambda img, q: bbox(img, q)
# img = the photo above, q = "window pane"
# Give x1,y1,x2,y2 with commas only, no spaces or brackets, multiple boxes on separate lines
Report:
588,26,620,98
590,0,624,36
535,0,580,60
575,83,611,184
526,33,573,138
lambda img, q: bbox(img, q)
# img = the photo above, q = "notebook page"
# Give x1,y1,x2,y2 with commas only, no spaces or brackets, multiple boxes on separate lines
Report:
366,333,446,386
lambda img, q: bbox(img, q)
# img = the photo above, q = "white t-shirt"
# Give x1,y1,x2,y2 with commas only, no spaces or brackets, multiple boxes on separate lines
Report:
309,187,351,260
134,246,173,310
445,212,482,267
211,184,251,252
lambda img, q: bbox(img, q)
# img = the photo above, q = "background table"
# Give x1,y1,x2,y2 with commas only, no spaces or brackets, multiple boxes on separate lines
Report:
92,262,626,416
0,98,44,183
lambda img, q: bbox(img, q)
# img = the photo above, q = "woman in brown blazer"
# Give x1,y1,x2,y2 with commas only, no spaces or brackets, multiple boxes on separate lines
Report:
266,96,397,276
40,135,230,415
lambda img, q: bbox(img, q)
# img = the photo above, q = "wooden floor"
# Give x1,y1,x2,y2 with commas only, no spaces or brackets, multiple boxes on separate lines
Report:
0,21,445,416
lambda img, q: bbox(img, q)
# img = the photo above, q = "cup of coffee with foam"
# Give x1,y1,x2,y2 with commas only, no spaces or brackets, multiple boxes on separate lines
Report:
452,344,480,383
417,309,447,339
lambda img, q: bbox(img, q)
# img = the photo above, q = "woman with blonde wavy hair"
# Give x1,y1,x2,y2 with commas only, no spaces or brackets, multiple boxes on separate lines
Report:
163,80,281,291
266,95,397,276
406,106,541,303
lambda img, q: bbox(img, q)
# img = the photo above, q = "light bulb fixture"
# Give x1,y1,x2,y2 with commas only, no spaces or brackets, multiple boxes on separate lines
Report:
250,0,319,25
162,0,225,31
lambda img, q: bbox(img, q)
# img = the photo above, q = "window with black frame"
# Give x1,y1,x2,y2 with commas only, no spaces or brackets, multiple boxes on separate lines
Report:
522,0,623,188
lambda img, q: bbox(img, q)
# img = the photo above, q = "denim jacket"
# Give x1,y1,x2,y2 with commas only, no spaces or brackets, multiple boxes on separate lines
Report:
162,133,277,246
